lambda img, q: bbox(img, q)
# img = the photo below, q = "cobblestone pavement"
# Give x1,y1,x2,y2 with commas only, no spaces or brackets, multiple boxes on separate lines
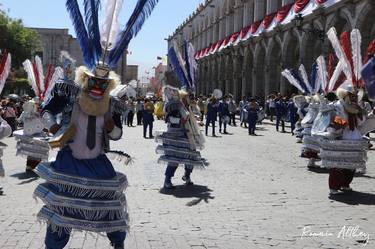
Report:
0,121,374,249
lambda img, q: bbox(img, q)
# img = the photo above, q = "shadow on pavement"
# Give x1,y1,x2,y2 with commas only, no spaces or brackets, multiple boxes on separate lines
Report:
355,173,375,179
308,167,330,174
10,171,39,185
329,191,375,205
159,184,214,206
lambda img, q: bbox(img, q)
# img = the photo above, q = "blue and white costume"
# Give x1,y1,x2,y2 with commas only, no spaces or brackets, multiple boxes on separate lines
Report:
32,0,158,246
156,87,206,189
34,66,129,249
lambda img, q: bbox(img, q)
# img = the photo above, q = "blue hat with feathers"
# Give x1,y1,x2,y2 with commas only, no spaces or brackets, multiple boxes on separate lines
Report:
66,0,159,77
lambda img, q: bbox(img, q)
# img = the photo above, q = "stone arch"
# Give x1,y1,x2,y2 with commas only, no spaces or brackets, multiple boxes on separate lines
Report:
253,42,266,98
356,1,375,55
325,9,352,34
222,0,228,17
266,38,282,96
224,53,233,94
282,30,300,95
242,46,253,98
232,50,243,100
300,20,324,76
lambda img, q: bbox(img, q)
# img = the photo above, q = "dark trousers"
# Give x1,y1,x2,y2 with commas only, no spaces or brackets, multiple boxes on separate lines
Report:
248,113,257,134
127,111,134,126
228,113,236,126
219,116,227,133
269,108,275,122
276,115,285,132
165,163,192,180
290,119,297,135
205,119,216,136
329,168,355,190
137,111,143,125
4,117,16,132
143,121,153,138
200,111,204,122
45,226,126,249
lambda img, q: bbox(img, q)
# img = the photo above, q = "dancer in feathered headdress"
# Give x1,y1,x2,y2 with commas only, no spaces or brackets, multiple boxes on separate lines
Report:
33,1,158,248
0,50,13,195
316,27,371,196
13,55,63,172
155,40,207,189
282,63,322,168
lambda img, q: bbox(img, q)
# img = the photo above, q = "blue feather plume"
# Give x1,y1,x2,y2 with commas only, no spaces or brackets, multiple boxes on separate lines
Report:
168,46,190,89
108,0,159,67
83,0,102,63
310,63,317,94
290,69,309,94
66,0,95,69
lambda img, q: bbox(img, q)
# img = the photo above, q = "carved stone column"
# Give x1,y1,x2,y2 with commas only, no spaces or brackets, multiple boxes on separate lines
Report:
224,54,232,95
241,46,250,97
264,64,270,98
252,68,257,98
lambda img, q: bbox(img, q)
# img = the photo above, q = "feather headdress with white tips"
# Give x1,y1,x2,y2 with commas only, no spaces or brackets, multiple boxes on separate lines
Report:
281,64,322,95
23,56,63,102
281,69,306,94
299,64,312,94
327,27,353,86
350,29,362,84
66,0,159,71
0,51,11,95
327,28,364,90
316,56,328,93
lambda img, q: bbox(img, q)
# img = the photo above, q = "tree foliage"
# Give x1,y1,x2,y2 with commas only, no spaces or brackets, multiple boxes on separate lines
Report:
0,9,40,68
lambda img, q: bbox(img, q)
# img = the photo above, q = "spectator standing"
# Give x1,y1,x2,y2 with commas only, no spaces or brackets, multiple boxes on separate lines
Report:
205,97,218,137
136,98,144,125
143,98,155,138
127,98,136,127
228,96,237,126
268,95,276,122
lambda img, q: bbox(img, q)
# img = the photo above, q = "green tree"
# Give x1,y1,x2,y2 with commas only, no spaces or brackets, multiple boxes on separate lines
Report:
0,9,40,68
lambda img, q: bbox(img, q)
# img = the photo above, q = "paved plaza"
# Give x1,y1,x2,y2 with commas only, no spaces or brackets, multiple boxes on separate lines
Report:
0,121,374,249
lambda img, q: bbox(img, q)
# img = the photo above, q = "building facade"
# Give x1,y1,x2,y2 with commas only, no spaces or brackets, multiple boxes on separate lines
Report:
125,65,139,83
30,28,128,82
168,0,375,100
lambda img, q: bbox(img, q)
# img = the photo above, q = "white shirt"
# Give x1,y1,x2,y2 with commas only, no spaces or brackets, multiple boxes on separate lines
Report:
69,109,105,160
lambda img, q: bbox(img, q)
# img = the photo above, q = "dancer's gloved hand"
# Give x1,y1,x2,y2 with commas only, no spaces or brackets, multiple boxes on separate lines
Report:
105,119,115,132
49,124,62,135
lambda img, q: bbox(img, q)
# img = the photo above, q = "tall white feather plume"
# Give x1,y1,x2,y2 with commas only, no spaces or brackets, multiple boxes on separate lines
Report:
316,56,327,93
328,61,343,92
23,59,39,96
44,66,64,102
100,0,124,50
0,54,11,95
327,27,353,87
350,29,362,82
34,55,45,93
281,69,305,93
298,64,312,94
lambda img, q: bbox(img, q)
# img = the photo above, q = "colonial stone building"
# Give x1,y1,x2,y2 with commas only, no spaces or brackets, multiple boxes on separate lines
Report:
30,28,128,82
167,0,375,100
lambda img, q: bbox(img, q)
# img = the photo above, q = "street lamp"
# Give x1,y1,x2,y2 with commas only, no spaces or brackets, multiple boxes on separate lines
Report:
293,14,325,41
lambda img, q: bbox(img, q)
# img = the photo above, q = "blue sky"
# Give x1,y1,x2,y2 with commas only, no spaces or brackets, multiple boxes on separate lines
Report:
1,0,203,78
